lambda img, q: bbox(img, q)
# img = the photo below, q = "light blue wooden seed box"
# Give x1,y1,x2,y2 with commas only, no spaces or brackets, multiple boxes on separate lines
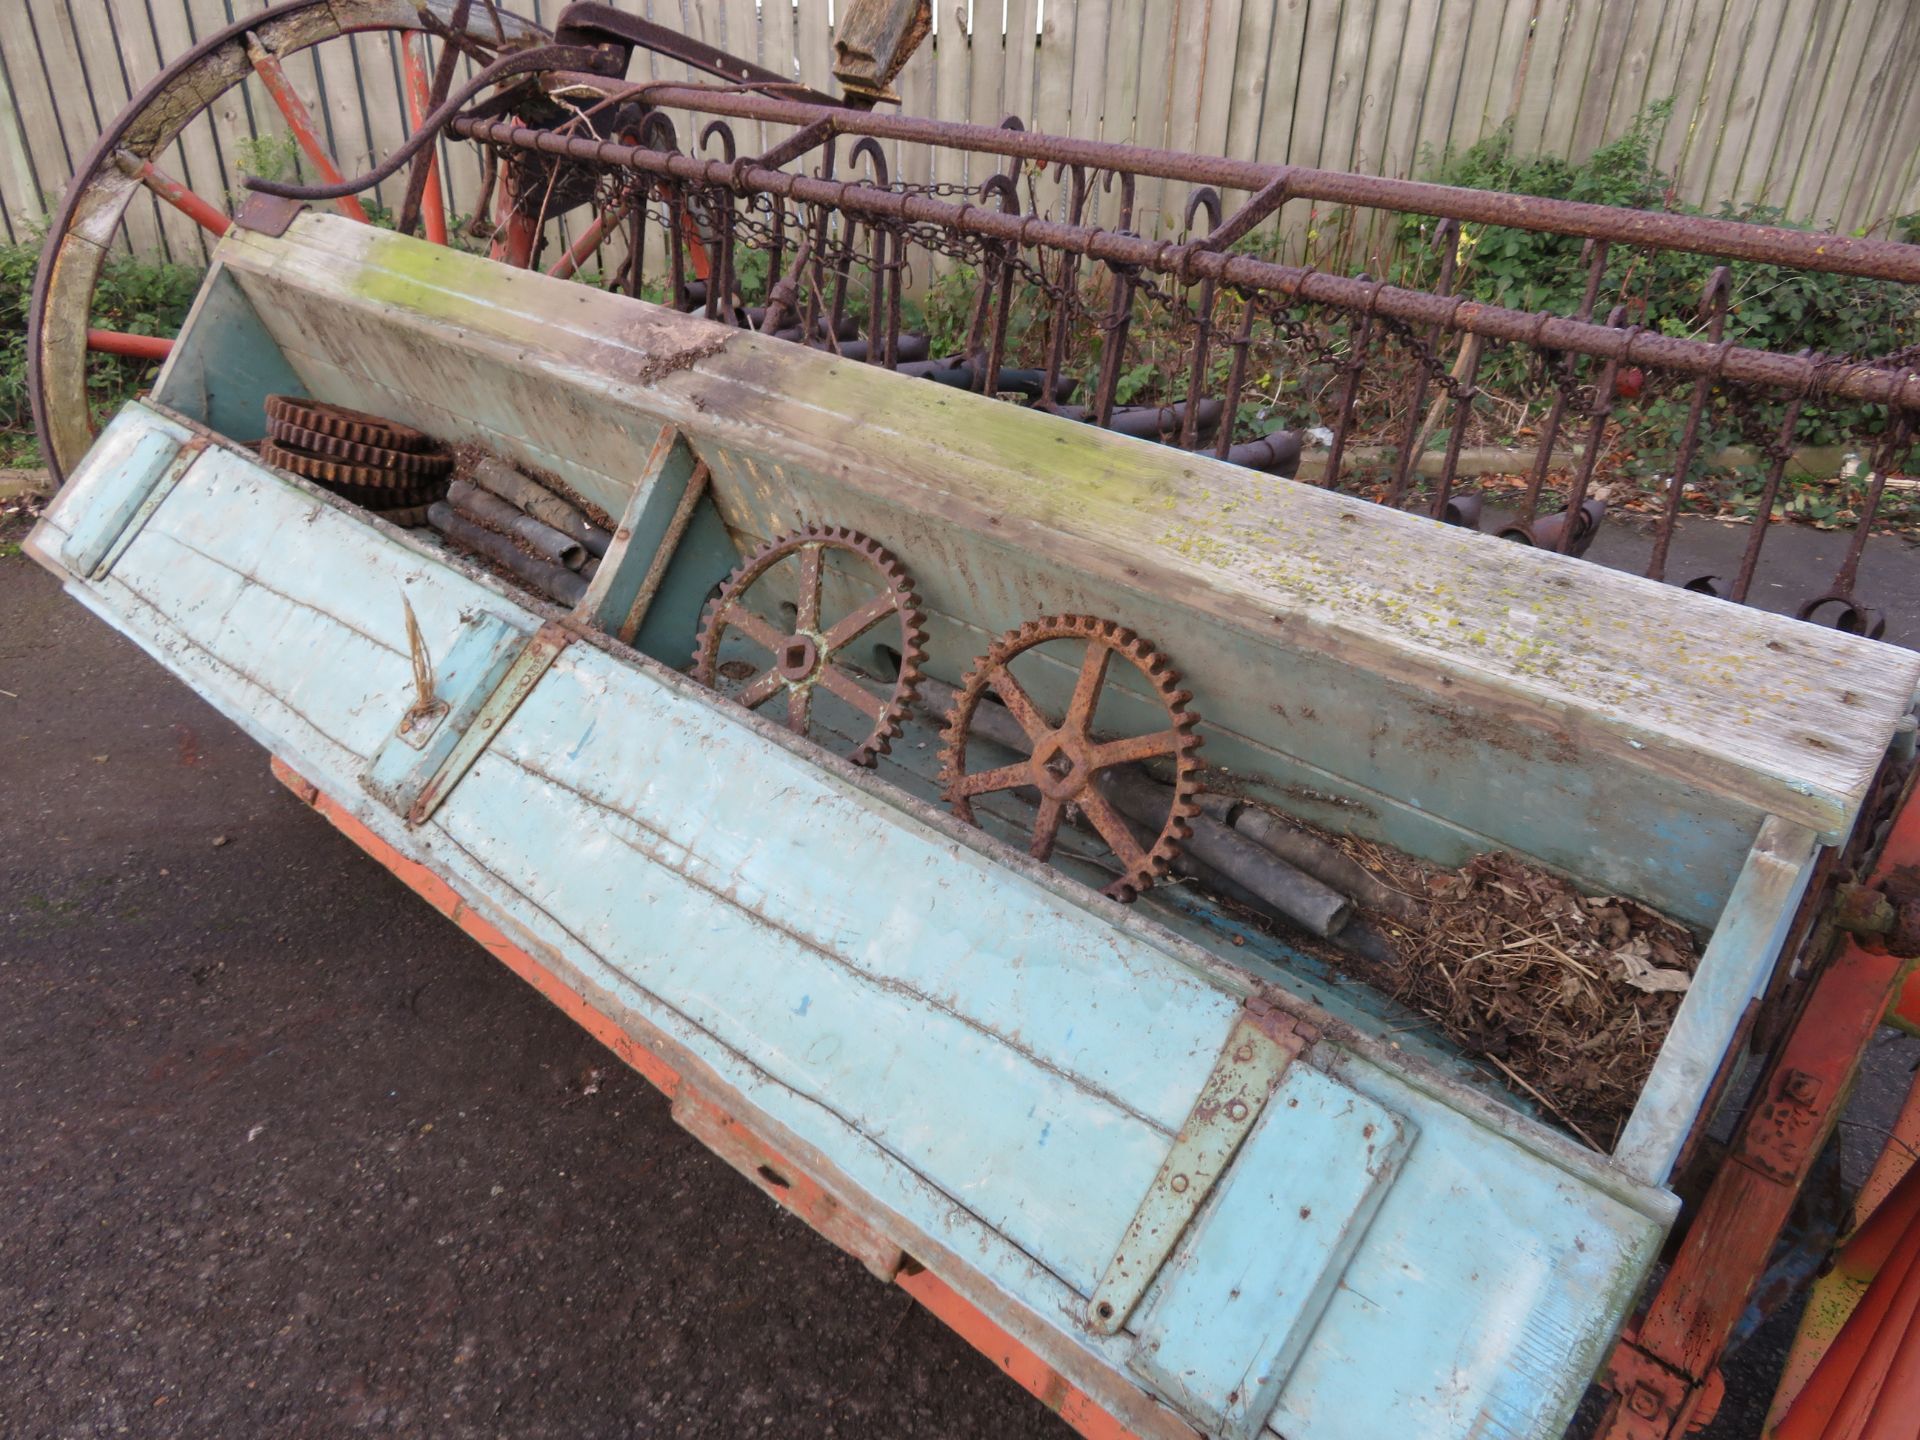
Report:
30,214,1920,1440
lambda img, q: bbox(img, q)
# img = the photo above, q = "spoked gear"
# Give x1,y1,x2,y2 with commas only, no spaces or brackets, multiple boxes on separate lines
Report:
940,615,1203,903
692,526,928,767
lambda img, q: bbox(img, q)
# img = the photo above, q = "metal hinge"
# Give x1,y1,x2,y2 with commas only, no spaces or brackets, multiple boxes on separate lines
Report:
1085,995,1315,1336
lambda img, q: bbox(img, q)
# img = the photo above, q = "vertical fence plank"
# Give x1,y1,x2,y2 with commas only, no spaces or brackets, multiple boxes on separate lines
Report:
0,4,79,232
1822,0,1920,229
1600,0,1673,146
1652,0,1734,180
1853,24,1920,232
1350,0,1414,184
1511,0,1573,155
59,0,170,258
1673,0,1761,207
1732,0,1824,207
1481,0,1540,131
1538,0,1607,158
1788,0,1889,222
1703,0,1794,210
1567,0,1637,158
0,45,39,242
1395,0,1452,181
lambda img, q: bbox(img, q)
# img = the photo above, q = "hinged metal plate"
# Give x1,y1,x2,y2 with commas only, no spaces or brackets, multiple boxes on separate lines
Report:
59,433,206,580
1086,997,1312,1336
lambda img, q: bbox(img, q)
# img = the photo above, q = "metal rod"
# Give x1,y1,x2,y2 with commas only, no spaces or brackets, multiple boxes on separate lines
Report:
447,480,588,568
466,456,612,555
428,502,589,606
447,117,1920,412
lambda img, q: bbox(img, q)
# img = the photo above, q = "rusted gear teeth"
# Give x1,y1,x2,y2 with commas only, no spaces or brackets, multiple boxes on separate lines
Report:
690,525,928,768
941,612,1205,904
262,441,446,492
266,418,453,477
264,395,433,452
310,475,449,508
369,503,433,528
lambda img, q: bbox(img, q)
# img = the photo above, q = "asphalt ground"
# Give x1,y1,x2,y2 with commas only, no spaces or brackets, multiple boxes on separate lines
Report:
2,504,1916,1439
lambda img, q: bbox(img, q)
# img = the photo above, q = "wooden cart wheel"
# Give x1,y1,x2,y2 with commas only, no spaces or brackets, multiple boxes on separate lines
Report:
27,0,547,487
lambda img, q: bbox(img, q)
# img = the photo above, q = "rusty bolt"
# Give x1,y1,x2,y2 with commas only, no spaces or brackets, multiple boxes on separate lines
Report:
1628,1384,1665,1420
1169,1173,1190,1193
1227,1100,1250,1122
1234,1042,1255,1063
1833,883,1897,937
1783,1069,1822,1107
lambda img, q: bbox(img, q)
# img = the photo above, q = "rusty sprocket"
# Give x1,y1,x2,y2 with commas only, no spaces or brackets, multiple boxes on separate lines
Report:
692,525,927,767
941,615,1202,902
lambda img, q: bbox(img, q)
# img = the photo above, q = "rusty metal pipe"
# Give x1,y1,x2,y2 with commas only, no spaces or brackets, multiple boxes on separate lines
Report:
448,116,1920,414
428,503,590,606
448,480,588,569
555,77,1920,284
467,456,612,556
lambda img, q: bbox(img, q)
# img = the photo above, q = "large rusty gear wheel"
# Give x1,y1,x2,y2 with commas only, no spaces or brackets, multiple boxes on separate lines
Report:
941,615,1203,903
692,526,928,767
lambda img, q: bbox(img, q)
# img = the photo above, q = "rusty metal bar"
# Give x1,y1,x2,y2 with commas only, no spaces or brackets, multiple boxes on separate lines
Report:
446,117,1920,414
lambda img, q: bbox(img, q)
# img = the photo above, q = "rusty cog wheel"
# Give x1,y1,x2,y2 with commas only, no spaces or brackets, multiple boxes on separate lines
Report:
940,615,1203,903
692,526,928,767
264,396,434,453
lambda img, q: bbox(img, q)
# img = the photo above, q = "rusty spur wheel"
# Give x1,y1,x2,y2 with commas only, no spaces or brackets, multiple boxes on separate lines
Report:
264,396,436,453
940,615,1203,903
692,526,928,767
260,440,442,491
266,418,453,476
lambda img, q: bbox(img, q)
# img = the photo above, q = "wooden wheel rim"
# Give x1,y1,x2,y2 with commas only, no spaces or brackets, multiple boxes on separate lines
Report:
27,0,545,486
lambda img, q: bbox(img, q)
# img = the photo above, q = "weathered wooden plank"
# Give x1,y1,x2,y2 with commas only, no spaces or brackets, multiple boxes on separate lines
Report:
1614,816,1819,1184
1567,0,1638,159
1598,0,1672,146
1125,0,1177,233
56,0,165,257
1347,0,1412,182
38,389,1689,1440
1480,0,1540,129
1397,0,1455,181
1803,0,1905,226
0,4,77,228
226,218,1920,849
1675,0,1763,208
1780,0,1875,218
1827,8,1920,231
1510,0,1574,156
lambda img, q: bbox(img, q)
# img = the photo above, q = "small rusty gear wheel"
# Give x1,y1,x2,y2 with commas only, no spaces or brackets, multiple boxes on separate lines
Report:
265,396,433,452
692,526,927,767
261,441,441,491
941,615,1202,902
265,418,452,477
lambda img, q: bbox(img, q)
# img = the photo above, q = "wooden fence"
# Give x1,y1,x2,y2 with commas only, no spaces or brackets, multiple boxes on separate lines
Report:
3,0,1919,269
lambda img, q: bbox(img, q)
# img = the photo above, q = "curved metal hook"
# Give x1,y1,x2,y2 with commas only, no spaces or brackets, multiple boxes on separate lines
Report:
1183,186,1223,237
699,119,737,161
638,110,681,153
978,172,1023,215
850,136,891,189
1101,170,1137,232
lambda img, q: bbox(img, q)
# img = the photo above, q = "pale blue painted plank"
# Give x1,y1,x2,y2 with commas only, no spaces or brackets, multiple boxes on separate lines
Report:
38,416,1684,1440
53,422,183,578
1612,816,1820,1184
1131,1066,1414,1439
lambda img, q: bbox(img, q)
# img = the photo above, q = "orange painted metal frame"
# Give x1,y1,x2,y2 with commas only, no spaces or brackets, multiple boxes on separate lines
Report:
269,757,1160,1440
246,37,372,225
1597,780,1920,1440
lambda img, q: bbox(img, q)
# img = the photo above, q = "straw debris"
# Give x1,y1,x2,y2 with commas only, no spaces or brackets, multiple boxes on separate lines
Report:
1332,838,1700,1148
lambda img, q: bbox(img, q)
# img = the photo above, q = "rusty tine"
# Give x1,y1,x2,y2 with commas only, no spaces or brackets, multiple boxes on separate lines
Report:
1730,359,1817,603
1646,268,1733,583
1390,218,1461,508
1557,308,1634,554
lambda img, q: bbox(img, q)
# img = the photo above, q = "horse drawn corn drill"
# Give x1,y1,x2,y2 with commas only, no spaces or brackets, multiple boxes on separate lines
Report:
24,3,1920,1436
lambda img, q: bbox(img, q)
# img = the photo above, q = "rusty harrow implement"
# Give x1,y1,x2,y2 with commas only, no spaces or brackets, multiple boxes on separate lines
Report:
23,3,1920,1438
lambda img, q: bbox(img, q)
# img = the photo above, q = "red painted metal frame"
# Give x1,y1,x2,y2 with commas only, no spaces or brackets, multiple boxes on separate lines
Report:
269,756,1171,1440
1597,780,1920,1439
85,330,174,361
247,35,372,225
117,152,233,238
401,35,450,248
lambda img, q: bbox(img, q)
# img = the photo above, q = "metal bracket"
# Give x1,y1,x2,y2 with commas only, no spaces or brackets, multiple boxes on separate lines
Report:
1085,997,1313,1336
1603,1335,1704,1440
362,613,571,825
1739,1066,1827,1185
